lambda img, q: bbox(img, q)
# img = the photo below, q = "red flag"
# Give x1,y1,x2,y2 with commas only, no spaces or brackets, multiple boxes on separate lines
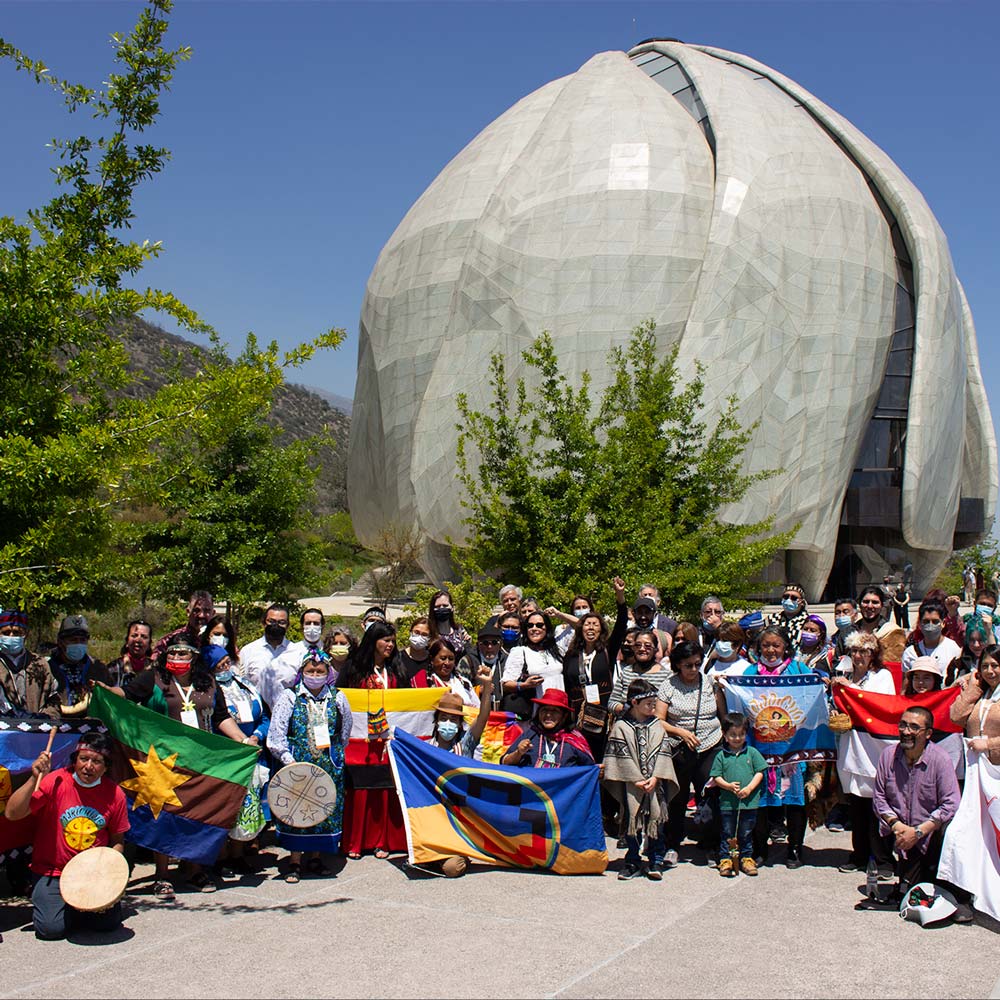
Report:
833,685,962,737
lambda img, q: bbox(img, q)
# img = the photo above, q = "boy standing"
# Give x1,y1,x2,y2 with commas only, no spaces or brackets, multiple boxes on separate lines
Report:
710,712,767,877
603,679,678,880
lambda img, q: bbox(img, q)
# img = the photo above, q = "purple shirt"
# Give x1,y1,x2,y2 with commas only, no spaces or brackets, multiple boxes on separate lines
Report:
872,740,960,853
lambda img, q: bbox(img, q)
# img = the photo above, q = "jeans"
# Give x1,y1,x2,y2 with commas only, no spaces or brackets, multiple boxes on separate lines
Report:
624,833,664,867
719,809,757,857
30,873,123,940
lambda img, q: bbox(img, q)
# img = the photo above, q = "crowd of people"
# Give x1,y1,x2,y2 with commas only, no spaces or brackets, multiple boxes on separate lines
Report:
2,573,998,939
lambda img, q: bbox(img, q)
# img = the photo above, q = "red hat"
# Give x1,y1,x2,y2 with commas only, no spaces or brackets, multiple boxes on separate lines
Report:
531,688,570,711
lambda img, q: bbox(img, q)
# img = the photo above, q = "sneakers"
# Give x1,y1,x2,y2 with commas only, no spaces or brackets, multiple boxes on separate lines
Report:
718,857,736,878
646,863,664,881
618,863,642,881
786,849,804,870
740,857,759,877
838,861,861,873
663,849,679,869
826,820,846,833
953,902,974,924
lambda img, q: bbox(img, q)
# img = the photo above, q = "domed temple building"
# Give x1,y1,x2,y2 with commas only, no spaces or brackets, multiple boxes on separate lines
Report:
348,39,996,601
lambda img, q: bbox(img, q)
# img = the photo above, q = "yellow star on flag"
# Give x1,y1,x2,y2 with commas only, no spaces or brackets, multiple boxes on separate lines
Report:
122,745,190,819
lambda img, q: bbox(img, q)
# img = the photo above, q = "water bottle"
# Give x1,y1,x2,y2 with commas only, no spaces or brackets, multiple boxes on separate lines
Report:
865,857,878,899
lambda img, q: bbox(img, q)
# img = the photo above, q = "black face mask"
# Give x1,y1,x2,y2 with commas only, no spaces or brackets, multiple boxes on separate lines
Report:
432,607,452,622
265,623,287,643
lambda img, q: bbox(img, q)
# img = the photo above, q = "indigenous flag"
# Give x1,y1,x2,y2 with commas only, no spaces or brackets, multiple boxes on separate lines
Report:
340,687,441,744
831,685,964,780
475,711,520,764
89,686,258,865
719,675,836,764
388,728,608,875
938,747,1000,923
0,716,101,861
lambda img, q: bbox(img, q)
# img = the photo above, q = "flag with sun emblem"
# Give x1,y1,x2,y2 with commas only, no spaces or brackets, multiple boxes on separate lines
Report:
720,674,836,764
89,686,258,864
388,728,608,874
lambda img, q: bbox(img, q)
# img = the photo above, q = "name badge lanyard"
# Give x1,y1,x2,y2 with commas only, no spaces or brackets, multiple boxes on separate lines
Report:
174,679,200,728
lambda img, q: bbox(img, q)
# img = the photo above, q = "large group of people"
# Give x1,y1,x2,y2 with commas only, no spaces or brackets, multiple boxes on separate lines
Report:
2,572,998,939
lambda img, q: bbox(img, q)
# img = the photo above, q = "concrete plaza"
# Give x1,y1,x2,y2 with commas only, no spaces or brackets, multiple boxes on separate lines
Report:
2,826,997,999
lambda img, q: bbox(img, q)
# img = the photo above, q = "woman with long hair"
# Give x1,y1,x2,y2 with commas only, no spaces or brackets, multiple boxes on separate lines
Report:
337,621,417,860
500,611,564,719
426,589,471,658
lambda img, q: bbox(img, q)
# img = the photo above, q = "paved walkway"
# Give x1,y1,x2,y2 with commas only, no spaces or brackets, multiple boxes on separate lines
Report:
2,827,996,998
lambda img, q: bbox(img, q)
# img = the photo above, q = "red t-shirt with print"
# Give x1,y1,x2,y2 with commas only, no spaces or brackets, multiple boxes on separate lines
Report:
29,769,130,876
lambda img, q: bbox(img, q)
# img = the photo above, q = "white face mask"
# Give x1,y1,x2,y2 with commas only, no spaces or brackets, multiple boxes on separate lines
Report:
73,771,103,788
303,624,323,644
208,634,228,647
409,633,430,650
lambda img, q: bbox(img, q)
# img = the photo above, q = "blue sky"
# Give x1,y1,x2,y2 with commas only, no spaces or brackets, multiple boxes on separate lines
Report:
2,1,997,433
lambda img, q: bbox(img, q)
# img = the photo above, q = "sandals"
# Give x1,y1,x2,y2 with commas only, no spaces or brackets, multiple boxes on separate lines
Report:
306,857,333,876
153,880,175,900
347,851,362,860
284,862,301,884
374,848,390,860
187,870,217,893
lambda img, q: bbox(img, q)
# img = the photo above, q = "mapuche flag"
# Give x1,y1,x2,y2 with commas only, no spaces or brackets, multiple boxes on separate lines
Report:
0,716,100,860
388,728,608,875
89,686,258,865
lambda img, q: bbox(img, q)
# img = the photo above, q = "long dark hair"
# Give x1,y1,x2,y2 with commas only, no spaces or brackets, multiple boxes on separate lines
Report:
427,589,458,640
338,621,410,688
567,611,609,656
200,614,238,658
521,611,562,661
118,619,153,657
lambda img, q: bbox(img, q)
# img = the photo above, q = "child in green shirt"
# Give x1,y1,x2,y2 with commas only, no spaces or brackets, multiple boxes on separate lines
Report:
709,712,767,877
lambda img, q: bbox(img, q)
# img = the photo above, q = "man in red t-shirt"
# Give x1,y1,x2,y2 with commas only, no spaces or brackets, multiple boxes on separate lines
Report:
6,732,129,939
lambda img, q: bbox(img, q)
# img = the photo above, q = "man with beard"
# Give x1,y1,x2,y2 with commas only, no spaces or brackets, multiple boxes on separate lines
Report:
873,706,971,921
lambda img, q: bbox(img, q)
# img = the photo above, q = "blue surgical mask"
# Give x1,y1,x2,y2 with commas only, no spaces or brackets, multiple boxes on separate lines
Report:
0,634,25,656
215,669,235,683
781,599,799,614
73,771,102,788
835,615,853,629
501,627,519,643
573,608,589,618
976,605,995,619
437,720,460,741
714,641,734,658
65,643,88,662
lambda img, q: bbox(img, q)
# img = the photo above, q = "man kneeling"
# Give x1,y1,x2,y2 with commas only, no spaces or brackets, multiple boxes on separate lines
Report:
6,732,129,939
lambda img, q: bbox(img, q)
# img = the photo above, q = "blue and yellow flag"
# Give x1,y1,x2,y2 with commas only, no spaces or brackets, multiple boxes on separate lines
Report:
387,728,607,874
720,674,836,764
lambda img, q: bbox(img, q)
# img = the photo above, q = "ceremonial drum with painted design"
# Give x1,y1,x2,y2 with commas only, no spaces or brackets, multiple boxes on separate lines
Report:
267,762,337,828
59,846,129,912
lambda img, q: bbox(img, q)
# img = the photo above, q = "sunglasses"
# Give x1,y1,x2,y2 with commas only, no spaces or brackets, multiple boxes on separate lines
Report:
479,639,500,646
526,621,546,630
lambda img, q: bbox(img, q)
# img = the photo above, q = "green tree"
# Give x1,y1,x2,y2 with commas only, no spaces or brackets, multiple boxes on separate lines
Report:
0,2,341,618
455,320,795,617
934,538,1000,597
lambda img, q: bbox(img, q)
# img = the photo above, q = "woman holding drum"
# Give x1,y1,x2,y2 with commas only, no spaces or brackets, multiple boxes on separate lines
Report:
5,732,130,940
267,649,352,882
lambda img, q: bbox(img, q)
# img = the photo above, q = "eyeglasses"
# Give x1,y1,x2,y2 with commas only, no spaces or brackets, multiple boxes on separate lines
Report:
479,639,500,646
781,594,799,601
849,649,872,656
897,721,926,733
632,643,655,651
526,622,546,630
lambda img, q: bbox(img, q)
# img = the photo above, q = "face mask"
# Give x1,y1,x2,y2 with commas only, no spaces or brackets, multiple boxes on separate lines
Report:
921,623,942,640
799,633,820,649
432,606,453,622
760,655,784,669
714,641,734,658
437,720,460,741
573,608,589,618
303,625,323,644
73,771,103,788
0,634,25,656
302,674,328,692
409,634,430,650
363,619,377,631
501,627,519,644
165,658,191,675
65,643,88,662
781,598,800,614
481,652,497,665
215,669,234,683
976,605,995,619
208,634,228,647
328,644,349,661
701,620,717,635
264,624,287,643
835,615,853,629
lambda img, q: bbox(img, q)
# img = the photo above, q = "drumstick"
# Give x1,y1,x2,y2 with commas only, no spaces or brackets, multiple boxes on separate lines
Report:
35,726,57,791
